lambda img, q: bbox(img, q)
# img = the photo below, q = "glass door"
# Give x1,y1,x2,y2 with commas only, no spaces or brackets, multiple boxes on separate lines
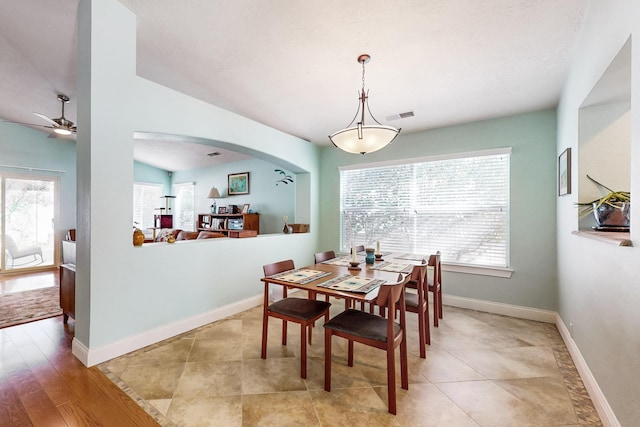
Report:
1,175,57,272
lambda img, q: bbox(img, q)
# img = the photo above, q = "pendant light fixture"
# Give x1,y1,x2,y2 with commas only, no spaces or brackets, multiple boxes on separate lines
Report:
329,54,400,155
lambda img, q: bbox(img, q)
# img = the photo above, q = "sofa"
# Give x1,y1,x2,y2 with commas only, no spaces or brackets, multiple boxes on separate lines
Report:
154,229,226,242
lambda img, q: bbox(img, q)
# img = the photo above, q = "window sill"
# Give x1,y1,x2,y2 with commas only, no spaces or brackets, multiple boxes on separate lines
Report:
572,230,632,246
443,263,513,278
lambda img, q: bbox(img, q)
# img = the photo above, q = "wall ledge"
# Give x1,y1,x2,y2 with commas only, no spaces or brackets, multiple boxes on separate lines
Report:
572,230,632,246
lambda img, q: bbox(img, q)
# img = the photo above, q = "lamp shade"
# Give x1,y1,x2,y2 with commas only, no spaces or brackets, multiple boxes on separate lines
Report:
330,124,400,155
207,187,221,198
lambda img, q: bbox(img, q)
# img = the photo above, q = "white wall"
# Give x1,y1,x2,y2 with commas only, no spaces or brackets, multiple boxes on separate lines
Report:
557,0,640,424
75,0,319,363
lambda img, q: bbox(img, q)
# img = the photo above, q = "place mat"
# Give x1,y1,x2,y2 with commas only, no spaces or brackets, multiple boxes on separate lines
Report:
370,261,413,273
317,274,386,294
268,268,332,284
321,256,356,266
392,253,428,262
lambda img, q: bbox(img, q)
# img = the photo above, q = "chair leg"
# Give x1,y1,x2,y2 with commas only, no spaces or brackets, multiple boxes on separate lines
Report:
386,345,397,415
425,303,431,345
438,288,443,319
347,340,354,367
400,334,409,390
261,285,270,359
261,310,269,359
417,310,426,359
300,323,307,379
433,291,440,327
324,329,332,391
282,319,288,344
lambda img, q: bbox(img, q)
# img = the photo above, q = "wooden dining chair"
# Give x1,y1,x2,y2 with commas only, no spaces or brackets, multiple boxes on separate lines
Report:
404,263,430,358
324,273,409,415
262,259,331,379
314,250,336,264
427,251,443,327
314,251,337,304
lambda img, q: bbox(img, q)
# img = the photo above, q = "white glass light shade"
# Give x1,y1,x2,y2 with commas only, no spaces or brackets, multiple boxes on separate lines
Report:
54,127,73,136
329,125,401,155
207,187,221,198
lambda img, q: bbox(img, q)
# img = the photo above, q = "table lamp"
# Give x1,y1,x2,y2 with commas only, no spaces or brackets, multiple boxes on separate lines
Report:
208,187,221,214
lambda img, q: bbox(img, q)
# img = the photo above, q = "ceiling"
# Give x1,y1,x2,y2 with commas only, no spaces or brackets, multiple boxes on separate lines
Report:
0,0,588,171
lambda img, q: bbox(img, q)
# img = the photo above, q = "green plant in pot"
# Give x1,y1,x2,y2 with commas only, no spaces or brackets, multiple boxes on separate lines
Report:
577,175,630,229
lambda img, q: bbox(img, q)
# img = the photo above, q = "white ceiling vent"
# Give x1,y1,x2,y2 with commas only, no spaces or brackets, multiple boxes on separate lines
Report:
386,111,415,121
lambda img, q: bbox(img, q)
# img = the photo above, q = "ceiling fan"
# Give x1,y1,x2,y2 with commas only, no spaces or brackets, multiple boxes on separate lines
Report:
31,94,77,136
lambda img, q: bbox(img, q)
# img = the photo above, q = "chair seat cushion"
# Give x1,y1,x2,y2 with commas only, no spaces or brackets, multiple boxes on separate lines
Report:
268,298,331,320
324,309,400,342
404,292,420,308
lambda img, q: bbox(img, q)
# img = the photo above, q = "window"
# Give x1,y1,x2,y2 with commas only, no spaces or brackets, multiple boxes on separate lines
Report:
133,183,162,230
340,148,510,268
173,182,195,231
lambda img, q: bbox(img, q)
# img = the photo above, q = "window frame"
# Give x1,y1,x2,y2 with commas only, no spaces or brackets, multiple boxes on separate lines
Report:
339,148,512,275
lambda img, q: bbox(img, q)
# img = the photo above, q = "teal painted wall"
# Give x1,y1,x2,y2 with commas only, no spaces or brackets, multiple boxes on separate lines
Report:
319,109,558,310
172,158,296,234
133,160,171,194
0,121,77,239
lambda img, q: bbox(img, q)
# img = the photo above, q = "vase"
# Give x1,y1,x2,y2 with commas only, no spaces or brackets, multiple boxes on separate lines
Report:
283,223,292,234
593,201,630,228
133,228,145,246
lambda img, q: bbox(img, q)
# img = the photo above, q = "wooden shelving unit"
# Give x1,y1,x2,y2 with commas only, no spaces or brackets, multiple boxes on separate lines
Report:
197,213,259,235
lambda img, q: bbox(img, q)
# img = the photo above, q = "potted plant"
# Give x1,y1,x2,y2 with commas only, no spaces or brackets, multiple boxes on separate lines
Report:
577,175,630,228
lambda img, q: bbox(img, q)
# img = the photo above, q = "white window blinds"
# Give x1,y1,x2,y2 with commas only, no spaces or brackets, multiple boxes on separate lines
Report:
339,149,510,268
173,182,195,231
133,183,162,230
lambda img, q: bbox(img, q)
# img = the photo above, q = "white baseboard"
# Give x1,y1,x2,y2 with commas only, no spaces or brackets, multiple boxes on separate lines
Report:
74,293,263,367
555,315,620,427
442,294,557,323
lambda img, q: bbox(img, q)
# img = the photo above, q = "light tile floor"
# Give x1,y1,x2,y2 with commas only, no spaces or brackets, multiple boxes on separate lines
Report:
99,299,602,427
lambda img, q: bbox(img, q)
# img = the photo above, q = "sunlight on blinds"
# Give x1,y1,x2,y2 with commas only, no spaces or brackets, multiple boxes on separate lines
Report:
340,150,510,268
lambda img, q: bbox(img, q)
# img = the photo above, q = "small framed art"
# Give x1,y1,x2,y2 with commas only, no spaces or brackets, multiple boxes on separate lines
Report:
558,148,571,196
242,203,250,214
228,172,250,195
218,206,227,214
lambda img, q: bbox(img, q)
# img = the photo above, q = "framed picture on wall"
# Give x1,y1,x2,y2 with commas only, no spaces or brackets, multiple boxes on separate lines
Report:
242,203,250,214
228,172,250,195
558,148,571,196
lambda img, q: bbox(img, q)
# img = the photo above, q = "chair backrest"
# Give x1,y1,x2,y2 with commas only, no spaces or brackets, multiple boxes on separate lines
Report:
427,251,441,285
314,250,336,264
4,235,18,253
355,245,365,253
410,263,428,299
375,273,409,331
263,259,295,277
375,273,409,310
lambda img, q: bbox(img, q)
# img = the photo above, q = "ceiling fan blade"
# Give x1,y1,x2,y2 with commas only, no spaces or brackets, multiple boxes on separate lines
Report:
33,112,59,127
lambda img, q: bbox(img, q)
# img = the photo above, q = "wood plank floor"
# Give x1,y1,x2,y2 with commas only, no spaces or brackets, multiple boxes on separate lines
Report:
0,315,159,426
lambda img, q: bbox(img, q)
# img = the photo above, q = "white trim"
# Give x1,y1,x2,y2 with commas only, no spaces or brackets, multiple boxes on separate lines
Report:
338,147,512,171
75,293,263,367
556,315,621,427
443,263,513,278
442,294,556,323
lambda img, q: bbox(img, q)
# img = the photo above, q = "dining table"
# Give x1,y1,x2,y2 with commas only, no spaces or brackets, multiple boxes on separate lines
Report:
260,252,429,306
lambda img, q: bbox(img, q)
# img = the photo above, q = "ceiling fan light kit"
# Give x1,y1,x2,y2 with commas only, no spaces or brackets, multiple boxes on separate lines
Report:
32,94,77,136
329,54,400,155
